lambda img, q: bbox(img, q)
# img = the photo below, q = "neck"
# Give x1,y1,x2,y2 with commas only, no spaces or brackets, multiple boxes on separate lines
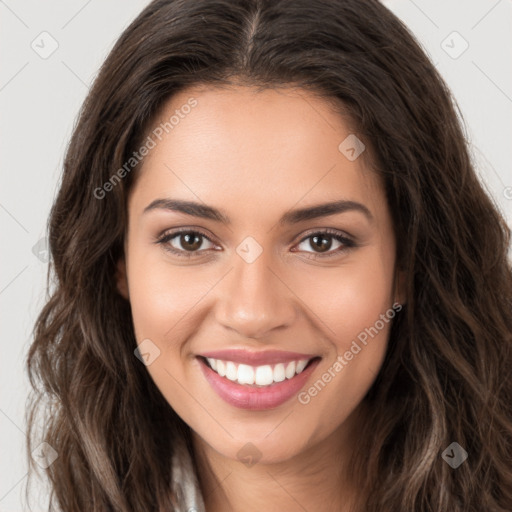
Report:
191,404,367,512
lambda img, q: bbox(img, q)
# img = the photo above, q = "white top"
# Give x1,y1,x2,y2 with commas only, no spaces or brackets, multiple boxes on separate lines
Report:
171,437,206,512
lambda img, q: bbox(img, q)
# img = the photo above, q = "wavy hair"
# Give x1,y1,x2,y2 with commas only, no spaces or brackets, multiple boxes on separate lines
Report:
26,0,512,510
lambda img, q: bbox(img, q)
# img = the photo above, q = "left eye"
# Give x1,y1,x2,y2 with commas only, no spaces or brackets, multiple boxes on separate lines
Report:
295,232,351,254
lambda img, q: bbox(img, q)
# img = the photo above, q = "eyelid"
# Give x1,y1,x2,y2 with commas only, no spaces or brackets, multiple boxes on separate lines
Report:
155,227,218,257
295,227,355,244
292,228,356,258
155,226,356,259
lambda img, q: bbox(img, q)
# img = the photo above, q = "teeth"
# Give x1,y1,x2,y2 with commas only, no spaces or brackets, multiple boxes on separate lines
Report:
296,359,308,373
216,360,226,377
225,361,237,381
237,364,255,385
285,361,296,379
273,363,286,383
255,365,273,386
205,357,312,386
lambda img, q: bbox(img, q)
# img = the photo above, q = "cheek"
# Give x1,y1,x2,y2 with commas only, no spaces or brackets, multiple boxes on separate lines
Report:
126,254,208,413
292,253,395,351
293,267,395,432
291,249,395,405
127,251,210,344
333,264,393,349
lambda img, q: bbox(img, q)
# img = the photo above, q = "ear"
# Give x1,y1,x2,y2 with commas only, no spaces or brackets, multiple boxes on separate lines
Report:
115,257,130,300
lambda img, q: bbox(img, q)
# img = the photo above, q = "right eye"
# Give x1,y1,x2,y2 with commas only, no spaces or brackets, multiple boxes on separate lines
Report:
156,229,218,258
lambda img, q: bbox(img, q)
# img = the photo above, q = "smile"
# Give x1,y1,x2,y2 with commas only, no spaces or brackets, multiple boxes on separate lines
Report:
204,357,312,386
197,352,322,410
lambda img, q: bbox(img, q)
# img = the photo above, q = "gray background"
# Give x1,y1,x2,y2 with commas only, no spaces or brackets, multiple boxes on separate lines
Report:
1,1,511,510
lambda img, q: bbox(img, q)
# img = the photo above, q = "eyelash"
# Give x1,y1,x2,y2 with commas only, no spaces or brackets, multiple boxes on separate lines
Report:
155,227,356,260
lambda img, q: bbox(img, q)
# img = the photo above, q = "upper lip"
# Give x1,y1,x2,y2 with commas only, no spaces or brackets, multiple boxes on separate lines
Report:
198,349,318,366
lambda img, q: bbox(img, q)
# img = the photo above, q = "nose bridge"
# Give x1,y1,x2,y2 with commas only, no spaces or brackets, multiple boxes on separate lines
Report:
215,245,296,338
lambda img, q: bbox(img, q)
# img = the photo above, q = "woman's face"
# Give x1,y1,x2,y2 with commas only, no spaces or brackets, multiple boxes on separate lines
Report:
117,85,402,464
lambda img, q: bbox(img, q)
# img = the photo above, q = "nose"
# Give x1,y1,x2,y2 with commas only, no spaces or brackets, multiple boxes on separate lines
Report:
214,249,297,339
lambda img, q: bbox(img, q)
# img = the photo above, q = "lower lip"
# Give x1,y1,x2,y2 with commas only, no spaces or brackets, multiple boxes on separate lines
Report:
198,357,321,410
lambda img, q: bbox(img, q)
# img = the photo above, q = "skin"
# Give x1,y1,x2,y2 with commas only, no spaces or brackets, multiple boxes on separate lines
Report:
116,85,404,512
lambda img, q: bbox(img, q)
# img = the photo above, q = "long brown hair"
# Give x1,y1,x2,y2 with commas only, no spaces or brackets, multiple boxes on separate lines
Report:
26,0,512,510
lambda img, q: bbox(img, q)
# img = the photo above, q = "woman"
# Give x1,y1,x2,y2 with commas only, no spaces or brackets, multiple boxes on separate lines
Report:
26,0,512,510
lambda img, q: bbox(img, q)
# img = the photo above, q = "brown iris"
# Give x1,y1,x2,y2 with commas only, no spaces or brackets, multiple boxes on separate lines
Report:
309,234,333,253
180,232,203,251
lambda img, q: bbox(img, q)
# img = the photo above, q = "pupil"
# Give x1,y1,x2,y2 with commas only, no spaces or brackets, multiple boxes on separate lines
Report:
178,234,334,253
311,235,332,252
182,233,202,251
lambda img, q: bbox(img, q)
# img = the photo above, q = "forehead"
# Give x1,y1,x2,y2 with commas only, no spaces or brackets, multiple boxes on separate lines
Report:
129,85,384,223
147,85,357,164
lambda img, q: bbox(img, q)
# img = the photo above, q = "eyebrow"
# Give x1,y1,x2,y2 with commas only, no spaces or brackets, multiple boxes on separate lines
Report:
143,198,373,225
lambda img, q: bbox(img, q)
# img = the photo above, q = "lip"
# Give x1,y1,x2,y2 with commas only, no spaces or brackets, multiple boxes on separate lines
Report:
198,349,317,366
198,356,321,410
